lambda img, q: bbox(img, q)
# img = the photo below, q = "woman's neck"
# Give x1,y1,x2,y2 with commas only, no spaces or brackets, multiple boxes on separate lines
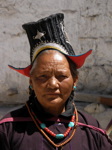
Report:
43,105,65,117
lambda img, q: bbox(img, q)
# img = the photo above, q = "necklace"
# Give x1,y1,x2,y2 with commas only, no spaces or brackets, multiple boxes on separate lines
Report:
31,108,76,139
26,102,78,148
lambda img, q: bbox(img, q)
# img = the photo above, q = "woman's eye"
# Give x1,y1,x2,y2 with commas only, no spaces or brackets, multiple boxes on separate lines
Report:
57,75,67,80
35,75,48,81
41,75,47,78
40,75,48,79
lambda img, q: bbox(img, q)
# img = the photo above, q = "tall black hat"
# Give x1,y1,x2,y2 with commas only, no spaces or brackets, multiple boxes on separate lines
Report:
9,13,92,77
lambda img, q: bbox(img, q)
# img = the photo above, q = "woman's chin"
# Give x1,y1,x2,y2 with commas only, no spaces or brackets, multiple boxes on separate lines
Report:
47,97,63,105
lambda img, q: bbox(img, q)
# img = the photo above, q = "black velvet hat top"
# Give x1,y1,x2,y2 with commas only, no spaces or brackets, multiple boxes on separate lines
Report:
22,13,75,62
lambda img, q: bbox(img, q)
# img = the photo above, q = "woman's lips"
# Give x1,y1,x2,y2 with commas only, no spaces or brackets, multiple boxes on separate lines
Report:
44,93,61,101
45,93,61,97
46,93,60,95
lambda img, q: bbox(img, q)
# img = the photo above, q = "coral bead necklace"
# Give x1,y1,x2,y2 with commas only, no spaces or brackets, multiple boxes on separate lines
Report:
26,101,78,148
31,108,76,139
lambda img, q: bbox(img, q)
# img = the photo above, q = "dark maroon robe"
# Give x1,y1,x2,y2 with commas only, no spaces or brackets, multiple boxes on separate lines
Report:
0,103,112,150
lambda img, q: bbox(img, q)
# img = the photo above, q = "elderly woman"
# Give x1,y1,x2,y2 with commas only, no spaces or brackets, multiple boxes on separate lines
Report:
0,13,112,150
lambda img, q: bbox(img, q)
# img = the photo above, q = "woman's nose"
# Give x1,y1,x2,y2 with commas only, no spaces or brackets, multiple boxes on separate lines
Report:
47,77,59,89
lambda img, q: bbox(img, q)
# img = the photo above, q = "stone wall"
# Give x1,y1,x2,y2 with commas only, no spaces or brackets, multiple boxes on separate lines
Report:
0,0,112,103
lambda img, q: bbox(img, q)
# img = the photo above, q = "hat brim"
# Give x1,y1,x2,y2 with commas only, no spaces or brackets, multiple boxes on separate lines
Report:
67,49,92,69
8,49,92,77
8,64,32,77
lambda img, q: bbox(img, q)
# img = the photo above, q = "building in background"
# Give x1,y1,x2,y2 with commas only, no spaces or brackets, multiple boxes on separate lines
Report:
0,0,112,104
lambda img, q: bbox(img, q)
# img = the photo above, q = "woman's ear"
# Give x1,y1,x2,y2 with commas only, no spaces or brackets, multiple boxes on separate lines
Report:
73,77,78,89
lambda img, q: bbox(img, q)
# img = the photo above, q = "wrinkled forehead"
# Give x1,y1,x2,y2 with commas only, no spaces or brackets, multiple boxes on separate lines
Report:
30,49,70,73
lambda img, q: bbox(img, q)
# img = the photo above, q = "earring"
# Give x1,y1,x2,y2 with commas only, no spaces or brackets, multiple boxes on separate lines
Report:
29,85,32,89
73,86,76,89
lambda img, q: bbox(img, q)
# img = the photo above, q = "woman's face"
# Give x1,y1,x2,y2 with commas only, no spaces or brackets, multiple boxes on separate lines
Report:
30,50,77,114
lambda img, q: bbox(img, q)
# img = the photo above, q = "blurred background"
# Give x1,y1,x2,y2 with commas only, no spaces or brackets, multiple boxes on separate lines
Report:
0,0,112,138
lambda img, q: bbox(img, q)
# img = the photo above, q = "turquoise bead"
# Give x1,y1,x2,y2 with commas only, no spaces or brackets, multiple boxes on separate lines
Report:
40,123,46,129
55,134,64,139
68,122,75,127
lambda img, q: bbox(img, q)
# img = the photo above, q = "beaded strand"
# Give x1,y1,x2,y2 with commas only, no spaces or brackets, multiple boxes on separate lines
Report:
26,102,78,148
31,110,76,139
